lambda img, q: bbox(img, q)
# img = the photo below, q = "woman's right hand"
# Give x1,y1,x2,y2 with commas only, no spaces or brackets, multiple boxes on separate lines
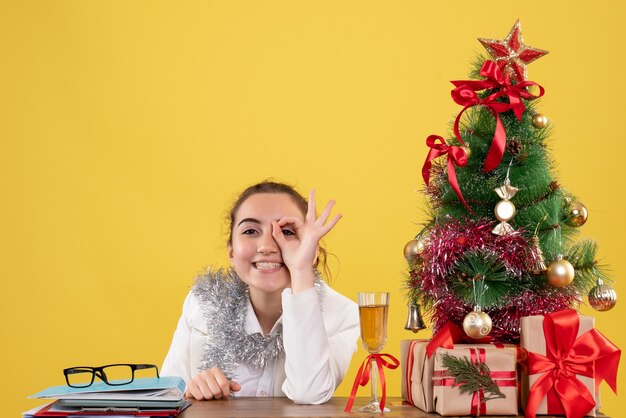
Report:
185,367,241,400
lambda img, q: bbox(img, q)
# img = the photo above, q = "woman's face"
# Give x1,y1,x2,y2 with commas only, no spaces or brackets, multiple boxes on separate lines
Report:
228,193,304,296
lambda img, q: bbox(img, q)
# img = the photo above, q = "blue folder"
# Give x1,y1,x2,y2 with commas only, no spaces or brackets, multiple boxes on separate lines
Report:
30,376,186,401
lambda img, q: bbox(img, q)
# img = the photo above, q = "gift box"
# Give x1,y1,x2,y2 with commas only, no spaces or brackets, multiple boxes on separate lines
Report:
401,338,520,413
401,339,434,412
520,310,621,418
432,346,518,416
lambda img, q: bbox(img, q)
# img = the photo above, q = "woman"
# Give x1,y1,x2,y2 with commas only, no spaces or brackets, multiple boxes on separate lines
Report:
161,181,359,404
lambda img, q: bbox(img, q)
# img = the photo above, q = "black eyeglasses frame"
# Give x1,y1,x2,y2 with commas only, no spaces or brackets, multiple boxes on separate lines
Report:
63,363,160,388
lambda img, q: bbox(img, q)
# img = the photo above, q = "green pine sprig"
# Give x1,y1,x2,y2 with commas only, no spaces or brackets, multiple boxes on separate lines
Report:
439,352,506,402
450,250,522,308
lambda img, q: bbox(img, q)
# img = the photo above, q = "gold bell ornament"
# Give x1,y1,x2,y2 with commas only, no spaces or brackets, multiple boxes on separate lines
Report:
530,235,547,274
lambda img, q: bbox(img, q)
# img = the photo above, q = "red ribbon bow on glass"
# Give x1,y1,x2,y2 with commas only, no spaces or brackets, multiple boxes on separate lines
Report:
344,353,400,412
525,309,621,418
422,135,471,212
451,60,544,173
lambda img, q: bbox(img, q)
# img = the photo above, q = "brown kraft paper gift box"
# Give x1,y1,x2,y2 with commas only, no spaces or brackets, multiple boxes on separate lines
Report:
401,339,520,413
401,340,434,412
520,314,597,417
432,346,518,416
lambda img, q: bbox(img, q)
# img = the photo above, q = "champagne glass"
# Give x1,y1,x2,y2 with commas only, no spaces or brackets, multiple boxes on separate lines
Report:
357,292,390,412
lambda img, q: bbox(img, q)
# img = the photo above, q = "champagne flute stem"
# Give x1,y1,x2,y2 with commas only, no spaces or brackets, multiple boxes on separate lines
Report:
370,357,378,404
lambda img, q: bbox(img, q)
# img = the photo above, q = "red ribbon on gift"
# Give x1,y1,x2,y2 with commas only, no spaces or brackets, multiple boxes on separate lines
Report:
422,135,471,212
404,341,420,406
525,309,621,418
344,353,400,412
426,321,491,358
451,60,544,173
470,348,488,416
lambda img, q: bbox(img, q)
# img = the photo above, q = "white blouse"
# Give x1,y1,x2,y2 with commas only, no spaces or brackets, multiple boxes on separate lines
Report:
161,282,359,404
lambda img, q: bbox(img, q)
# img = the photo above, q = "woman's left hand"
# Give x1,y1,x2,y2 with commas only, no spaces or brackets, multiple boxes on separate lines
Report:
272,190,341,290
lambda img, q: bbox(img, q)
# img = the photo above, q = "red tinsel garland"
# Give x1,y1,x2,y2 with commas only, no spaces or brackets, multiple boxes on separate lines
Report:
409,217,578,342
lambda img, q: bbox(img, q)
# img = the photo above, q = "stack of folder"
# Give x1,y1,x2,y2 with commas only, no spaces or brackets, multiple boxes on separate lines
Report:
24,376,189,417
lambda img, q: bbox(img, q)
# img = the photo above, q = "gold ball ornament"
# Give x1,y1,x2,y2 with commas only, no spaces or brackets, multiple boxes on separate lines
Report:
403,237,426,261
532,113,549,129
494,200,516,222
588,281,617,311
546,257,575,287
565,201,588,227
462,309,493,339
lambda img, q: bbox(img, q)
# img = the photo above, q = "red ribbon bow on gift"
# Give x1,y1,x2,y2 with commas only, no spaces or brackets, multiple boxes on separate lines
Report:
525,309,621,418
422,135,471,212
344,353,400,412
451,60,544,173
426,321,492,358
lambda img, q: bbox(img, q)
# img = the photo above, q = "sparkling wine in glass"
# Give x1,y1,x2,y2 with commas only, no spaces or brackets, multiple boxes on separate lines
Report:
358,292,390,412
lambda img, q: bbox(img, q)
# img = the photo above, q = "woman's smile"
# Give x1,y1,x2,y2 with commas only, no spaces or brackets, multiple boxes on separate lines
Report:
253,261,285,272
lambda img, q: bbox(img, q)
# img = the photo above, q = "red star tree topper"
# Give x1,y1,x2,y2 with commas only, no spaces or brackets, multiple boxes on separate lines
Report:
478,19,548,83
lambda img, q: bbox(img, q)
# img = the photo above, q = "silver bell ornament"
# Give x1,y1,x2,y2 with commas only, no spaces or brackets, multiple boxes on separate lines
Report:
588,278,617,311
404,300,426,333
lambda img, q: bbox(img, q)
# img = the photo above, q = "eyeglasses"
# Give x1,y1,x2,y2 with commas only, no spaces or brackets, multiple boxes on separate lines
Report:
63,364,160,388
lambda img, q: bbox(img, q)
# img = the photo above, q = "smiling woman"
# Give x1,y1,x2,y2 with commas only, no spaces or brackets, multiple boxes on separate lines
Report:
160,181,360,404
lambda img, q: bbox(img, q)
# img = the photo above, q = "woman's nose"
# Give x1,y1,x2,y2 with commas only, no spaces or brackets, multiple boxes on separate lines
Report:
257,231,279,253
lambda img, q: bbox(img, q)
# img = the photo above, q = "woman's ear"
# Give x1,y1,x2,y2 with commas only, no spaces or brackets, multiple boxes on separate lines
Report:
313,246,320,266
228,244,234,264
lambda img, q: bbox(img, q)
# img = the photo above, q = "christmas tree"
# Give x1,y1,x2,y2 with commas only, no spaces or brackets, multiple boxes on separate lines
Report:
405,20,617,343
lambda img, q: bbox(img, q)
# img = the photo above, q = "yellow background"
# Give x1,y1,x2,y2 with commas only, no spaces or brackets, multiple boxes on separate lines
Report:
2,1,624,416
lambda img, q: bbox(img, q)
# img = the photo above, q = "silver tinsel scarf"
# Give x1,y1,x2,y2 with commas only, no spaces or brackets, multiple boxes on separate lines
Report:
193,267,326,380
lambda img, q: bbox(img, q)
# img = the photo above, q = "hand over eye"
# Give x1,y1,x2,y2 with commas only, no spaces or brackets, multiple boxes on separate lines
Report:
271,190,342,274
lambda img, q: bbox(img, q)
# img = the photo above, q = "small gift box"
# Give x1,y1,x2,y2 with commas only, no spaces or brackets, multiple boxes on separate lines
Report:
432,346,518,416
401,336,520,413
520,310,620,418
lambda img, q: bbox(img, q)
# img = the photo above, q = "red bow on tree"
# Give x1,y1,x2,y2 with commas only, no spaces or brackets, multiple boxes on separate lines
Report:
451,60,544,172
422,135,471,212
525,309,621,418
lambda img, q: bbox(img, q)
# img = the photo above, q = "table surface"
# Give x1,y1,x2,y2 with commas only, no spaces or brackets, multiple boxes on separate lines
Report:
177,397,609,417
